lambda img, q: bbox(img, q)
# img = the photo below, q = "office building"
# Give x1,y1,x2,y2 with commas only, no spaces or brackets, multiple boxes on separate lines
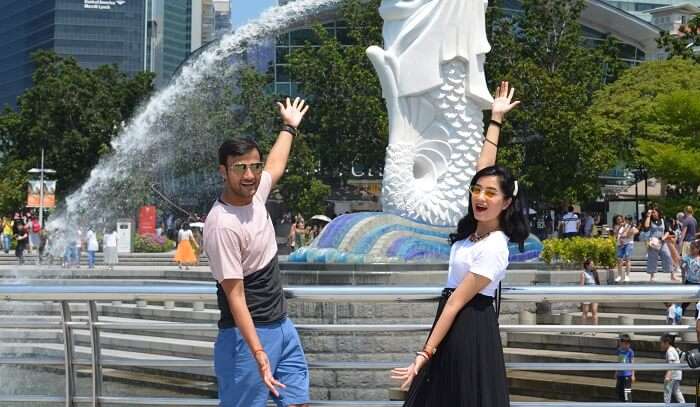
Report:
0,0,219,107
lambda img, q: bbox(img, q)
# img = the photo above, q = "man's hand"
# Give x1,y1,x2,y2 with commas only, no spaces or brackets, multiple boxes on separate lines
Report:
254,350,286,397
277,97,309,128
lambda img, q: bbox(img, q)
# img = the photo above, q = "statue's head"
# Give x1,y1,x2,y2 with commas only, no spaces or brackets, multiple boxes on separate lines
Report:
378,0,432,21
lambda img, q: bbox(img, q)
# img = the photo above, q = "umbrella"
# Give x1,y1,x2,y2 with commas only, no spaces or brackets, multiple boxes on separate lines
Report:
310,215,332,223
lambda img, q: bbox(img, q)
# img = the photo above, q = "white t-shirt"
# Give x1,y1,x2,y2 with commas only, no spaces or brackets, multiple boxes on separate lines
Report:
446,231,509,297
104,232,118,248
178,229,193,242
86,230,99,252
666,346,682,381
562,212,579,234
203,171,277,282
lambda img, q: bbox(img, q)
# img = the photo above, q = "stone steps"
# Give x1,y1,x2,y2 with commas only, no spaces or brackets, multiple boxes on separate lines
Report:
504,347,698,386
507,331,695,359
508,370,696,402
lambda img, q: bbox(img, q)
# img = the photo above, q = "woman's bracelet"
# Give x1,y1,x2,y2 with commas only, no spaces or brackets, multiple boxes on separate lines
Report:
415,351,431,361
253,348,266,357
281,125,299,137
489,119,503,128
484,137,498,147
423,344,437,356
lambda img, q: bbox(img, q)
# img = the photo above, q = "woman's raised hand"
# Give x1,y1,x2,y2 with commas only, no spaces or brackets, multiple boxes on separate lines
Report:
491,81,520,121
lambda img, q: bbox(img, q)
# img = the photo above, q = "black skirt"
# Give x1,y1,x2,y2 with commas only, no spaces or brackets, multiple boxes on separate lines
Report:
403,289,510,407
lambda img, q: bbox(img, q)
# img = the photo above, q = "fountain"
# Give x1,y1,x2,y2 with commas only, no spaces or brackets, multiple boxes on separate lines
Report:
44,0,345,247
290,0,543,263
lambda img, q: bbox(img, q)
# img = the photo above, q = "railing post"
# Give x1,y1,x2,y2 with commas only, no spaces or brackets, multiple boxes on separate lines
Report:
60,301,75,407
88,301,103,407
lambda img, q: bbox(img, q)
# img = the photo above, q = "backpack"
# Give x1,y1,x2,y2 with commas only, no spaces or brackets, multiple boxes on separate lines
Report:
32,221,41,233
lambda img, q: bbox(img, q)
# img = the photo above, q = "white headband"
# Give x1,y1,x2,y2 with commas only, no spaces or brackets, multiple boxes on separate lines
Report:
513,181,519,197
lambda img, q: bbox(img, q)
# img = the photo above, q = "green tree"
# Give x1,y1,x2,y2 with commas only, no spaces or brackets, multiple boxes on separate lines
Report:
586,58,700,195
0,51,155,204
486,0,627,204
657,15,700,63
288,0,387,185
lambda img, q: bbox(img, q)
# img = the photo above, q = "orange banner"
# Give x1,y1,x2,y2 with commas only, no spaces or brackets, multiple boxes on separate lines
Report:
27,181,56,208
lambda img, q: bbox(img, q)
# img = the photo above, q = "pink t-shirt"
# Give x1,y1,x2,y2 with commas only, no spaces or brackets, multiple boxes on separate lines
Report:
204,171,277,282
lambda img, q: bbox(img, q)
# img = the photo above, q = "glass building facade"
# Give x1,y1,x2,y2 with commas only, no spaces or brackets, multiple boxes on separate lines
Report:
0,1,56,108
0,0,147,109
603,0,700,20
0,0,207,108
271,0,653,96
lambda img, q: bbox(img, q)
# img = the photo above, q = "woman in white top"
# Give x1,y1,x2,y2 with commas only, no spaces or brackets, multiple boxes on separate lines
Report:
103,228,119,270
392,82,527,407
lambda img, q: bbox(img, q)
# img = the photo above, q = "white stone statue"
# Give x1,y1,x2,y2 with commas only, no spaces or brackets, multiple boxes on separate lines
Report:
367,0,493,226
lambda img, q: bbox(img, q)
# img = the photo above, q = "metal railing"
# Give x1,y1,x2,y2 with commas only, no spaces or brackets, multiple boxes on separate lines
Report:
0,283,698,406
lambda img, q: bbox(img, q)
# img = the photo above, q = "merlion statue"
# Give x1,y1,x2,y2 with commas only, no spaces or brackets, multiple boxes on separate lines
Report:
367,0,493,226
288,0,544,264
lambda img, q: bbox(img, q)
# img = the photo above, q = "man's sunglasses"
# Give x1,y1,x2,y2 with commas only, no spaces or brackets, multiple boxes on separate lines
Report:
229,162,264,175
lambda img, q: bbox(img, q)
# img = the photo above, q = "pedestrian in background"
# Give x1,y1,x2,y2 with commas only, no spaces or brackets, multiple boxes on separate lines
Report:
643,208,672,282
86,226,99,269
615,334,635,402
14,222,28,265
580,260,600,329
680,206,697,256
174,223,197,270
560,206,580,239
103,227,119,270
660,334,684,404
3,217,14,254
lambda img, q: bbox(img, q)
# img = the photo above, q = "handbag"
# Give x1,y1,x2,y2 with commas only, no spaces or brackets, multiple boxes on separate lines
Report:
648,237,662,251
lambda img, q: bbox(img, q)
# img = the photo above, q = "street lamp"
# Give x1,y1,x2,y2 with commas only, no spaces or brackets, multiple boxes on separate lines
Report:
28,149,56,228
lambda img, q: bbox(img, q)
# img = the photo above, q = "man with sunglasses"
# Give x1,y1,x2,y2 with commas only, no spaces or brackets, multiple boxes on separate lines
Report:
203,97,310,407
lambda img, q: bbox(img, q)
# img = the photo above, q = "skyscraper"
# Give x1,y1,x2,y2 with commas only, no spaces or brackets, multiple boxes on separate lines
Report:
0,0,147,108
0,0,218,107
213,0,231,36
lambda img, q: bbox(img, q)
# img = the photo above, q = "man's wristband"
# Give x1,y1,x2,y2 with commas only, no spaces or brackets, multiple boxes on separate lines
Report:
281,125,299,137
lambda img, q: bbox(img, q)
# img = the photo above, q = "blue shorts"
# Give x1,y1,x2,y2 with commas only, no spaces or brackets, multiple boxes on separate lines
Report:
214,318,309,407
617,244,633,260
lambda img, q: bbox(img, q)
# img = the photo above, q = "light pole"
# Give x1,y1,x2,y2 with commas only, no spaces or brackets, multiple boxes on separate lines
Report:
28,149,56,227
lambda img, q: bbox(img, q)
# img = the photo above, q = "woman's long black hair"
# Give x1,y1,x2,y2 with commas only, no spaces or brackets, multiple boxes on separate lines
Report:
449,165,530,249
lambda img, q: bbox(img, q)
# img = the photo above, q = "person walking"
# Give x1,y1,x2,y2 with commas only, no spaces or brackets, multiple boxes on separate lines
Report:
680,206,697,256
615,334,635,402
86,226,99,269
560,206,580,239
27,216,41,255
174,223,198,270
103,228,119,271
580,260,600,329
615,215,638,283
391,82,525,407
203,97,310,407
13,222,28,265
643,208,672,282
661,334,685,404
3,217,13,254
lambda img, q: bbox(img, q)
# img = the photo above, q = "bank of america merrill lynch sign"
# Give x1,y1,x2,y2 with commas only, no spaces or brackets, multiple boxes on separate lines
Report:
84,0,126,10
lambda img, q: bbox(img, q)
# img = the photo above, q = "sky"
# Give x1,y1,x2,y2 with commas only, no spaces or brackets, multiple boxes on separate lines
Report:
231,1,279,28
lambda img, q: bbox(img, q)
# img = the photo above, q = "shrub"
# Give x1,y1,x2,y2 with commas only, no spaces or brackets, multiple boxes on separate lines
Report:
541,236,616,269
134,234,176,253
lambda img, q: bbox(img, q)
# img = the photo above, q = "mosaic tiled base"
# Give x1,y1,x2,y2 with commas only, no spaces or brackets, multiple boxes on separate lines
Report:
288,212,543,264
